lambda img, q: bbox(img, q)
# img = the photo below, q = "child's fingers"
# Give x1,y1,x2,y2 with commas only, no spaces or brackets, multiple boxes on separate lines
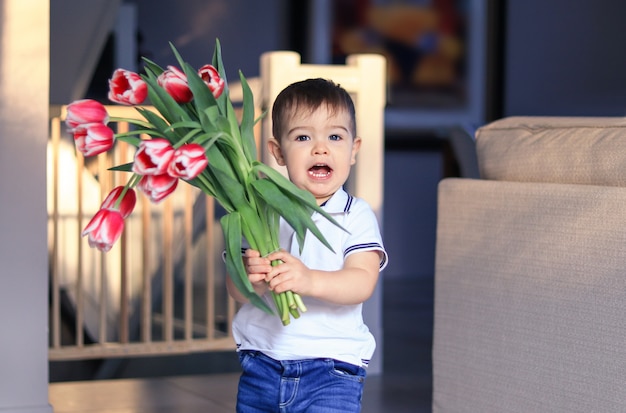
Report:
244,248,261,258
266,249,289,263
248,273,266,284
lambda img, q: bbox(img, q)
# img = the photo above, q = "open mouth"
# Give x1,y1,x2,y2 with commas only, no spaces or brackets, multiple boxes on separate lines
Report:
308,163,332,178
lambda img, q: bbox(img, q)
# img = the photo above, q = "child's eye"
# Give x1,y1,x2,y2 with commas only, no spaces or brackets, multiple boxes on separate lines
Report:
329,134,341,141
295,135,310,142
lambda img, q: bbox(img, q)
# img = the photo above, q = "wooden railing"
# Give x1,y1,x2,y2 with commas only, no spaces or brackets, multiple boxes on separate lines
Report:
48,105,237,360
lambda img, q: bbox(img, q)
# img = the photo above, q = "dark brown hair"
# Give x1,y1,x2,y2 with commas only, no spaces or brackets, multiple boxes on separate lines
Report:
271,78,356,140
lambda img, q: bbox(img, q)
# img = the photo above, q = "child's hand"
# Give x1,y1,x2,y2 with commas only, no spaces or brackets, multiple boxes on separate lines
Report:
264,249,381,305
264,249,314,296
243,249,272,293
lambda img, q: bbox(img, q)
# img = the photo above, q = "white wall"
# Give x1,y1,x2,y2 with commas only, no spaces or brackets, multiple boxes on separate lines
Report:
0,1,52,412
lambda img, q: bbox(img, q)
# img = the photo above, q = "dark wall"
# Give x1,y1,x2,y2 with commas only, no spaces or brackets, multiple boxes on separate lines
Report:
130,1,626,118
503,1,626,117
132,0,288,83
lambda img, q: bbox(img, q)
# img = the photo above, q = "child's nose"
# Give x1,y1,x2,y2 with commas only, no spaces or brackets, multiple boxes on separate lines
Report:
312,139,329,154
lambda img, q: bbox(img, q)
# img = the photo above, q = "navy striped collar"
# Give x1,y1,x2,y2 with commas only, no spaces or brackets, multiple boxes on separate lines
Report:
320,188,353,214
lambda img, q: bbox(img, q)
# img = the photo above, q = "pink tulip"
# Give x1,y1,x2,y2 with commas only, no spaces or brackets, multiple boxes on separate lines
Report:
157,66,193,103
167,143,208,179
65,99,109,131
108,68,148,105
132,138,175,175
137,174,179,203
81,208,125,252
198,64,225,99
100,186,137,219
73,123,115,157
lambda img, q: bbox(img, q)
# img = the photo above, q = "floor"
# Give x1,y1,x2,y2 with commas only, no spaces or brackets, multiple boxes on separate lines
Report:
49,275,434,413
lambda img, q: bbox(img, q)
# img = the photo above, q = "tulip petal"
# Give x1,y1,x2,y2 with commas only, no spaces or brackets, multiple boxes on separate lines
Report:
198,64,225,99
100,186,137,218
132,138,175,175
82,209,125,252
108,68,148,105
167,143,208,179
157,66,193,103
73,123,115,157
66,99,109,131
137,174,179,203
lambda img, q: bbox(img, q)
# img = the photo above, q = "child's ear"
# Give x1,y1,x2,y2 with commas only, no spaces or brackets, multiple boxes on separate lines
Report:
267,138,286,166
350,136,362,165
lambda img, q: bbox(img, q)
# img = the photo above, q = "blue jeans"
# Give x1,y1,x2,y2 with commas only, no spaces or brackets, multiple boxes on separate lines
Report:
236,350,366,413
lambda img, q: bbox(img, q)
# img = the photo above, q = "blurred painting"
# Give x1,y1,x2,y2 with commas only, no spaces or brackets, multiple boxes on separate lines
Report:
332,0,469,109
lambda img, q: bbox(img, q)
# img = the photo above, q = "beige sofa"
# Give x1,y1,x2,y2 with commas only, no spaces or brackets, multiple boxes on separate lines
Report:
432,116,626,412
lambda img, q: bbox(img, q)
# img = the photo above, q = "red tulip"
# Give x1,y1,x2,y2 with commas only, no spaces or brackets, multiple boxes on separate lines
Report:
137,174,179,203
81,208,125,252
65,99,108,131
73,123,115,157
157,66,193,103
167,143,208,179
132,138,175,175
198,64,225,99
100,186,137,218
108,68,148,105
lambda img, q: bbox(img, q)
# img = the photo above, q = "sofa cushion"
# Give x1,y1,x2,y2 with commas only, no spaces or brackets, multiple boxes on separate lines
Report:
433,178,626,413
476,116,626,186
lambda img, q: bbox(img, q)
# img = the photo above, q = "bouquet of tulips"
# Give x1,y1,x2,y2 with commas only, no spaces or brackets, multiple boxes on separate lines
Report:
65,40,341,325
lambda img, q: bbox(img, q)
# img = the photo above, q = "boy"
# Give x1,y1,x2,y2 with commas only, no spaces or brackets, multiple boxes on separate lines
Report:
226,78,388,412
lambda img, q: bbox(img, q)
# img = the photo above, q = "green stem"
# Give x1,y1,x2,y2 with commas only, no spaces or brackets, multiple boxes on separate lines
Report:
114,174,142,210
293,293,307,313
289,306,301,319
279,292,290,326
286,291,296,310
109,116,155,130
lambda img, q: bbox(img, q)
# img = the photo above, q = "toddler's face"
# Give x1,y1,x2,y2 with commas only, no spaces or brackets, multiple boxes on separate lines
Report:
269,104,361,205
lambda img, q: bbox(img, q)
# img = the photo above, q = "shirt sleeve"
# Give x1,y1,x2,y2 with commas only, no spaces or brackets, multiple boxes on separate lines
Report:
343,198,388,271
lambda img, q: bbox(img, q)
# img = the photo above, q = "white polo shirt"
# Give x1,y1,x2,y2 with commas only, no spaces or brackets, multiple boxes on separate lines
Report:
232,188,388,367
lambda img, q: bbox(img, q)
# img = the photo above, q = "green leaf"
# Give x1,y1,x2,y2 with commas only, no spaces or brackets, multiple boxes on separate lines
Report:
209,163,248,210
109,162,134,172
250,179,335,254
192,131,222,148
135,108,178,142
237,202,274,256
117,129,165,140
194,142,256,219
114,134,142,147
252,161,346,233
168,42,225,135
201,104,220,128
205,141,237,180
220,212,274,315
185,61,220,120
175,128,204,147
220,212,253,295
238,71,258,162
168,120,203,130
109,115,156,130
141,73,192,127
213,137,248,184
224,98,242,139
187,170,219,198
212,39,226,81
142,57,165,77
211,39,229,115
200,169,233,212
